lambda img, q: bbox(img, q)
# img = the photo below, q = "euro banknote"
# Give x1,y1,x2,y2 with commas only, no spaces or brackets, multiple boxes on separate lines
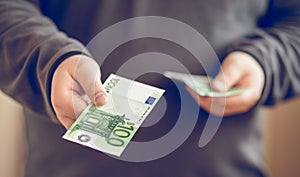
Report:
63,74,165,156
163,71,245,97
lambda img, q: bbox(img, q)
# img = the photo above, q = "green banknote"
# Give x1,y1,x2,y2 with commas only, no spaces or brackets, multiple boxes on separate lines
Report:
63,74,165,156
164,71,246,97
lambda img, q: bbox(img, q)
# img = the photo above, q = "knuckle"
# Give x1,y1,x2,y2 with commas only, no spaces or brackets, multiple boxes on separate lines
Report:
56,113,64,122
51,96,61,109
85,82,96,97
201,104,211,113
253,92,261,103
223,109,232,117
241,106,250,112
239,96,252,107
215,98,226,105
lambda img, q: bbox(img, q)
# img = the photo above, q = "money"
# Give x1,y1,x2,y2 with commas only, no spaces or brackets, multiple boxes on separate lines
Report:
63,74,165,156
163,71,246,97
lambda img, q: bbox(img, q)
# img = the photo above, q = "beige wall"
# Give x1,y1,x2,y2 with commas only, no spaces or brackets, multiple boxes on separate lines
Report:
0,90,300,177
0,91,25,177
263,98,300,177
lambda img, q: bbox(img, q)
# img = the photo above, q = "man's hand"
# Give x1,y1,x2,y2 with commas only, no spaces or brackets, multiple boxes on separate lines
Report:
51,55,108,129
186,51,265,116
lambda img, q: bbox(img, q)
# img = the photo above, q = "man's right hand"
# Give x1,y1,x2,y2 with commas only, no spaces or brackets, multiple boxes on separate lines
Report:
51,55,108,129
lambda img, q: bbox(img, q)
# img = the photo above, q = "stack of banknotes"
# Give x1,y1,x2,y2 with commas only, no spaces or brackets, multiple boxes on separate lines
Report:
163,71,245,97
63,72,245,156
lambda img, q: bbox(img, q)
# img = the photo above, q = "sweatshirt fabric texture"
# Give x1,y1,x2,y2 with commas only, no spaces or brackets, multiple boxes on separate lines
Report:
1,0,300,177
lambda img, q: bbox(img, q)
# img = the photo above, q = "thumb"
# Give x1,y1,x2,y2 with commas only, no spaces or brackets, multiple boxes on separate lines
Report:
212,57,242,92
90,75,109,106
75,57,108,106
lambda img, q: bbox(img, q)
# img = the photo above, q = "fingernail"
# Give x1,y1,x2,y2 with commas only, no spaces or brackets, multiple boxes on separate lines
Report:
95,92,108,104
213,80,226,92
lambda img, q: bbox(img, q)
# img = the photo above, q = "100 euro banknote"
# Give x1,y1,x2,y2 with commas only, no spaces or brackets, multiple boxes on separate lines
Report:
164,71,246,97
63,74,165,156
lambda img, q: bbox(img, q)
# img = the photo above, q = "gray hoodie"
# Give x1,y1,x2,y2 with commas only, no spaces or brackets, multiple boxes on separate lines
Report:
1,0,300,176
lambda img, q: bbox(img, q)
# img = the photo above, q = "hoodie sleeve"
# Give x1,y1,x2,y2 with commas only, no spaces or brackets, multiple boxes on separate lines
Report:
226,0,300,105
0,0,89,123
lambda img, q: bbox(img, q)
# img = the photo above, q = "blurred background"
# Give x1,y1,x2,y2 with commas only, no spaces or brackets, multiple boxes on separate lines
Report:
0,90,300,177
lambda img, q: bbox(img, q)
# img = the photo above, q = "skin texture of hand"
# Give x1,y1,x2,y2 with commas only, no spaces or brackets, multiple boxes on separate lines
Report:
186,51,265,116
51,55,108,129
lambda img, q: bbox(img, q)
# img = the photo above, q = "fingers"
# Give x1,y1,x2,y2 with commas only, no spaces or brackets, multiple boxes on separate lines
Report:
187,85,250,116
187,51,265,116
186,87,226,116
197,96,251,116
74,57,108,106
212,53,245,92
51,55,108,129
51,65,89,128
59,117,76,130
59,94,88,129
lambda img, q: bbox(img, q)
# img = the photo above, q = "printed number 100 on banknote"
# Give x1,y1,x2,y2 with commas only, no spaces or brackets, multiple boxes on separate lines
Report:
63,74,165,156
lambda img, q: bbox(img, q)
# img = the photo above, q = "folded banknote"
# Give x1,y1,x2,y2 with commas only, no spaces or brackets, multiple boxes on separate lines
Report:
163,71,245,97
